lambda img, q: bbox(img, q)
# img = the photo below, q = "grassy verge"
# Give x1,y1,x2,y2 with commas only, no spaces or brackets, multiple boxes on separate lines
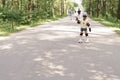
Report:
115,30,120,35
91,17,120,35
0,16,65,36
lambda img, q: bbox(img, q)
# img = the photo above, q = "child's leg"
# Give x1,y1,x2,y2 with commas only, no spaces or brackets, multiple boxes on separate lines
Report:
80,32,83,36
78,31,83,43
85,31,89,42
85,31,88,37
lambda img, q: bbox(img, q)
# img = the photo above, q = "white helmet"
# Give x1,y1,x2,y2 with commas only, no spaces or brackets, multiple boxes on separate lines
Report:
83,12,87,17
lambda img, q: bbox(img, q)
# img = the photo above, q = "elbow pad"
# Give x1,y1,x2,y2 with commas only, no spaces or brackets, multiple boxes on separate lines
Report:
86,23,90,26
89,28,91,32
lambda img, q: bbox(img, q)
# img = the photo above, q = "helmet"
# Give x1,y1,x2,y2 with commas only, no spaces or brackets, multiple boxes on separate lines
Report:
83,12,87,17
83,14,87,17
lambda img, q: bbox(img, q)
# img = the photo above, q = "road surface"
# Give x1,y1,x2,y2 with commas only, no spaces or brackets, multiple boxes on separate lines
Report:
0,17,120,80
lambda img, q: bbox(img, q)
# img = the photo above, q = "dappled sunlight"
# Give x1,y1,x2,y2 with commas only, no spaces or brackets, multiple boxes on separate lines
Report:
69,44,81,49
92,37,120,45
0,43,13,50
35,25,78,41
105,51,113,55
88,69,120,80
37,33,77,41
83,59,120,80
0,36,10,41
48,63,65,70
18,40,30,45
33,56,44,62
41,25,78,33
0,17,120,80
14,35,33,39
85,46,101,51
44,51,54,59
91,27,115,36
37,33,69,41
33,56,66,77
29,38,120,79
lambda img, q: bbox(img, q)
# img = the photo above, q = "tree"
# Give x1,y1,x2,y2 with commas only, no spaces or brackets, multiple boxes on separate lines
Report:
117,0,120,20
2,0,6,8
0,0,73,29
97,0,100,17
82,0,119,19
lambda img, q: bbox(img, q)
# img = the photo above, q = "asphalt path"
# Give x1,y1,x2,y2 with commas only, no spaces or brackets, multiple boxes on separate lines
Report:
0,17,120,80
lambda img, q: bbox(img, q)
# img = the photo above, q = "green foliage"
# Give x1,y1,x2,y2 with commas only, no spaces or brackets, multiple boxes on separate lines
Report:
83,0,120,35
91,16,120,28
0,9,20,21
0,0,72,36
91,16,120,35
83,0,119,18
115,30,120,35
73,2,78,7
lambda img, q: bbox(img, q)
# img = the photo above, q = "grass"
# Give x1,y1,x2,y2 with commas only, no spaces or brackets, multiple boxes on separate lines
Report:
91,17,120,35
30,16,61,27
115,30,120,35
0,21,29,36
0,16,64,36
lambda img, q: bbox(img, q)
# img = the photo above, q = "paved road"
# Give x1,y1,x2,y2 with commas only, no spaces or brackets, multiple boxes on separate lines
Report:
0,17,120,80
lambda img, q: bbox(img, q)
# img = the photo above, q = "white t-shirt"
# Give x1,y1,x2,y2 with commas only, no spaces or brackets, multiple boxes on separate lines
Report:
80,19,88,28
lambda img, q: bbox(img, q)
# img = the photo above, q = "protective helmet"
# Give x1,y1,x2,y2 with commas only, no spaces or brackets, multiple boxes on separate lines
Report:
83,12,87,17
83,14,87,17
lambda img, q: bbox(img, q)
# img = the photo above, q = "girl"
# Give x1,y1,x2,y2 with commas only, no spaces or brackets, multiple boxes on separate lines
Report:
78,14,91,43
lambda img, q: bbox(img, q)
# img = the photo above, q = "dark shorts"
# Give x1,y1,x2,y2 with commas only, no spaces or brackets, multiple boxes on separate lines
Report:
81,28,87,32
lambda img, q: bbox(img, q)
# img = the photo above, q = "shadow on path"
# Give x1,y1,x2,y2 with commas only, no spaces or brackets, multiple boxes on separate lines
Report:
0,17,120,80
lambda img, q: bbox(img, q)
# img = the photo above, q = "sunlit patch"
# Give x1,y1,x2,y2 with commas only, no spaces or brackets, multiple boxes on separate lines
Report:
88,70,97,73
91,27,115,36
53,70,65,76
15,36,33,39
48,63,65,70
37,25,78,41
35,71,41,76
33,56,43,61
106,51,113,54
19,40,28,44
85,46,101,51
69,44,81,48
69,73,75,77
34,59,66,77
89,64,96,67
89,69,120,80
0,44,13,50
0,37,10,41
45,51,53,59
91,74,120,80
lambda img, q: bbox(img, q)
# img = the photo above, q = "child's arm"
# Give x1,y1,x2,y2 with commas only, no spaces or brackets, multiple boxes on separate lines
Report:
76,17,81,24
86,22,90,26
77,20,80,24
86,22,91,32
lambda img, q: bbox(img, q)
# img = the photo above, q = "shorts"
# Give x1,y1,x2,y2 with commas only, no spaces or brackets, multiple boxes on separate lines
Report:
81,28,87,32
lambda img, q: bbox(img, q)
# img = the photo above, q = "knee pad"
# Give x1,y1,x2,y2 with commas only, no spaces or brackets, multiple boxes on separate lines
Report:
80,33,83,36
85,33,88,36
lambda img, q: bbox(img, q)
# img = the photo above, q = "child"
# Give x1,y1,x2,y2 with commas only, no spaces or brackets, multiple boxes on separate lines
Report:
68,9,72,20
78,14,91,43
77,9,81,19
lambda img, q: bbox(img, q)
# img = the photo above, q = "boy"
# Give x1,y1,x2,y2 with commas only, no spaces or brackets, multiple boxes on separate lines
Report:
68,9,72,20
77,9,81,18
78,14,91,43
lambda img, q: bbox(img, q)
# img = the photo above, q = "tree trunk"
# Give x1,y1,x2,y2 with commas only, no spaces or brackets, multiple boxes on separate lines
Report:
2,0,6,8
61,0,64,16
102,0,108,18
88,0,92,16
97,0,100,17
117,0,120,19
